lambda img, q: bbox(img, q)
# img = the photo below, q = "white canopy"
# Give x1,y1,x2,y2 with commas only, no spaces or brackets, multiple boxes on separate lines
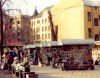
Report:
41,43,48,47
23,45,30,49
58,39,95,45
48,41,58,47
28,44,36,48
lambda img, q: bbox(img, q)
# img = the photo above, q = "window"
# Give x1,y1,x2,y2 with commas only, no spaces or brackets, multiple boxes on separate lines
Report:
88,28,92,38
48,26,50,31
42,34,44,39
94,18,98,26
48,33,50,38
34,35,35,39
95,34,99,41
34,28,35,33
37,20,40,24
45,34,47,39
87,12,91,21
17,21,20,24
34,21,35,25
17,32,20,36
31,21,33,26
42,19,44,24
45,26,47,31
42,27,44,32
30,29,33,33
45,18,47,23
37,34,40,39
36,28,40,33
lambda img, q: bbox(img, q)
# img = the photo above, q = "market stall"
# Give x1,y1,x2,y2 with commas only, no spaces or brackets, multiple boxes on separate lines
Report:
58,39,95,70
48,41,60,67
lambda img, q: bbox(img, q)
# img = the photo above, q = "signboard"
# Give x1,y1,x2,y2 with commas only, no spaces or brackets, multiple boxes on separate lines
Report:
52,48,56,54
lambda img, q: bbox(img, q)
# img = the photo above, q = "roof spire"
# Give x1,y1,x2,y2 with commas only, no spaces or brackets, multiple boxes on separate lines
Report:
32,6,38,17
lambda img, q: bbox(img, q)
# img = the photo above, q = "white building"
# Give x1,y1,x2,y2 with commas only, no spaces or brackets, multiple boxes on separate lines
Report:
30,6,53,44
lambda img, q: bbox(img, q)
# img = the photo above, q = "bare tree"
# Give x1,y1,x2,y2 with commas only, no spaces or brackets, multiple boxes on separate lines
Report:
48,11,58,41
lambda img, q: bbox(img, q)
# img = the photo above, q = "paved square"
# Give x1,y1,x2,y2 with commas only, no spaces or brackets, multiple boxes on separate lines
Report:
30,65,100,78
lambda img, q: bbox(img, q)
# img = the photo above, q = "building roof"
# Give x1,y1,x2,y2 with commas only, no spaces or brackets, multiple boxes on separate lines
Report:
58,39,95,45
83,0,100,6
31,5,53,19
32,7,38,17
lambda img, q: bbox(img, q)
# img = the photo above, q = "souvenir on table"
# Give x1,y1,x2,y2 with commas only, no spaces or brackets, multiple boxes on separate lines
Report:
80,50,83,53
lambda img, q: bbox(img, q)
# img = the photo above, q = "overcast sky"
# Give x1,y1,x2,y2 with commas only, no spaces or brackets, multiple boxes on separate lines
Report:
3,0,100,16
3,0,60,16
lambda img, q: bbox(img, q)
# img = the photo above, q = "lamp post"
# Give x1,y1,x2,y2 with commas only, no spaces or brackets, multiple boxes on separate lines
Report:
0,0,3,61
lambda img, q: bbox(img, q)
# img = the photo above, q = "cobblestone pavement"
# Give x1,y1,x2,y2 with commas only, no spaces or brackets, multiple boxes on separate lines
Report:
0,65,100,78
0,70,18,78
30,65,100,78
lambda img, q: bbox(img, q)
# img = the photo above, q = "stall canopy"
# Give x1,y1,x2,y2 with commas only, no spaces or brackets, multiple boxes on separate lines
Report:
28,44,36,48
58,39,95,45
48,41,58,47
23,44,41,49
40,42,48,47
35,44,41,48
23,45,30,49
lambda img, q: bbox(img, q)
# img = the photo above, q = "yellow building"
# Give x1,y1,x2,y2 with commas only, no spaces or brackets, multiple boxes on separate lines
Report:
51,0,100,41
30,6,53,44
11,15,30,45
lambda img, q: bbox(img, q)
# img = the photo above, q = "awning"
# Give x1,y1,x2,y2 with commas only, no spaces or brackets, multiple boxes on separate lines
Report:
58,39,95,46
35,44,41,47
23,45,30,49
41,42,48,47
28,44,36,48
48,41,58,47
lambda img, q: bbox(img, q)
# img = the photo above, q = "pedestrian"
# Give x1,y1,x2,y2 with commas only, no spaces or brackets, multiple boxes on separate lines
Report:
1,52,8,70
34,51,39,65
47,51,52,66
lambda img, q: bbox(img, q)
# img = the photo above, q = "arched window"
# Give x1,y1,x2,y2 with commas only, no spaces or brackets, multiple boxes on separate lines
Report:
37,20,40,24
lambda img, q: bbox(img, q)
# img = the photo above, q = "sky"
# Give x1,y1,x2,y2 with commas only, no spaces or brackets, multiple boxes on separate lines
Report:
3,0,61,16
3,0,100,16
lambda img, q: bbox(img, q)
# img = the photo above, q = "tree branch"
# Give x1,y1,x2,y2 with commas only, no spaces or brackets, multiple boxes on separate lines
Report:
1,0,13,7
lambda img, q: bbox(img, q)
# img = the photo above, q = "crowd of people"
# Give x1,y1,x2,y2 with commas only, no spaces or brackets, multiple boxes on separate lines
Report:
1,47,62,70
34,49,62,68
1,47,24,70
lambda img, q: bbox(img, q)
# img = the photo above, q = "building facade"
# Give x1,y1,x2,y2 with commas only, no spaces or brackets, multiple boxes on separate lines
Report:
11,15,30,45
51,0,100,41
30,6,53,44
